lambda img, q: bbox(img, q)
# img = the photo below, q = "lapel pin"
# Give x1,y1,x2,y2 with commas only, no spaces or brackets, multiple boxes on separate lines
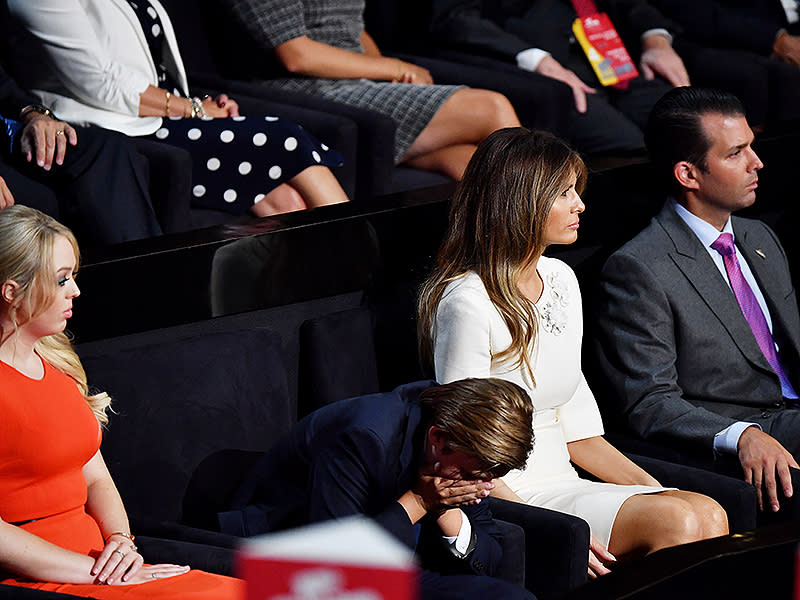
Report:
755,249,766,259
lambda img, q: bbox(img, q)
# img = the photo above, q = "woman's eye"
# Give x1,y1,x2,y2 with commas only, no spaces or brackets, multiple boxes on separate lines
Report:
57,272,76,287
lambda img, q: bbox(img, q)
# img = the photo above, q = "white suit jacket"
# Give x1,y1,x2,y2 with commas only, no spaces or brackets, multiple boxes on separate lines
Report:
9,0,190,135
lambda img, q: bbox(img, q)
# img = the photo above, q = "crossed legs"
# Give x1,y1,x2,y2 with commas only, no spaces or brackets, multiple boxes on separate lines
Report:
401,89,521,180
252,165,349,218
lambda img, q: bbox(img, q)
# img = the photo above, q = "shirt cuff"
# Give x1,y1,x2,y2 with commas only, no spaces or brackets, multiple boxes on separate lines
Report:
641,29,673,45
516,48,550,72
442,509,472,555
714,422,762,454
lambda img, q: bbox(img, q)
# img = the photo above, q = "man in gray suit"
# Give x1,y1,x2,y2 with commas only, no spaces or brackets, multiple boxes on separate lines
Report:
595,87,800,516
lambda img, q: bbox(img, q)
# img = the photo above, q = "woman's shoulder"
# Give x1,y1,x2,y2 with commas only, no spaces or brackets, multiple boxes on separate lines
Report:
538,255,575,276
437,272,495,316
539,256,579,285
441,271,489,301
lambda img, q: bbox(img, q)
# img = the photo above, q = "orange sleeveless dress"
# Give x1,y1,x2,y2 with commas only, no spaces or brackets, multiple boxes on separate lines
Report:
0,358,244,599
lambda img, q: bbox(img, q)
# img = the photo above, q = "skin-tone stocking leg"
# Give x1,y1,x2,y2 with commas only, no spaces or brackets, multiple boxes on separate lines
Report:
607,490,729,560
401,89,521,180
251,165,349,217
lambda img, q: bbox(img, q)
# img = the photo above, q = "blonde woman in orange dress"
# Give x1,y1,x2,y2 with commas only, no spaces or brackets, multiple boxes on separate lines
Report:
0,205,243,599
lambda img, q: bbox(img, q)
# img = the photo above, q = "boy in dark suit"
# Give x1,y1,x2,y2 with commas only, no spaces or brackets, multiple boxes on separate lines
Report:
223,378,536,600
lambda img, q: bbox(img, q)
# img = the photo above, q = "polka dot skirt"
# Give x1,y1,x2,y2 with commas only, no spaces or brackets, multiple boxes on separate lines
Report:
148,115,343,214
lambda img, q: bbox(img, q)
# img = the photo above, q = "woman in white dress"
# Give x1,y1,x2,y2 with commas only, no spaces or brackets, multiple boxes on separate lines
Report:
417,127,729,577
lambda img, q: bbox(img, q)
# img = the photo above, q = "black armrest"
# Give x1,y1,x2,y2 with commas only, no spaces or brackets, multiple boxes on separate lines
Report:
131,516,239,549
489,497,589,599
130,138,193,233
135,536,236,576
493,519,526,587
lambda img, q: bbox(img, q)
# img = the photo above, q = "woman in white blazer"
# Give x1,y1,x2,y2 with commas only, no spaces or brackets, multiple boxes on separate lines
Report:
8,0,349,217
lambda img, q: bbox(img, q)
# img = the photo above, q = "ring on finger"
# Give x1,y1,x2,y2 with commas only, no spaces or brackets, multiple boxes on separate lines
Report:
152,572,158,580
113,549,126,558
56,130,64,136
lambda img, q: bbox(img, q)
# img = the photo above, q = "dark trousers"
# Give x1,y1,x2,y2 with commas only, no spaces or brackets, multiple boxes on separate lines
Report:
4,126,161,246
675,39,800,128
563,47,671,154
417,47,664,154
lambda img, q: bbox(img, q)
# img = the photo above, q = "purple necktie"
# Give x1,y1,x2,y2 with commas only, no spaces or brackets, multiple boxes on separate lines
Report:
711,233,797,398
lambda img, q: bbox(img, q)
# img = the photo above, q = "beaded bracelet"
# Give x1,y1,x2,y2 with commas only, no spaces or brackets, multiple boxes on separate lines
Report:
190,97,206,119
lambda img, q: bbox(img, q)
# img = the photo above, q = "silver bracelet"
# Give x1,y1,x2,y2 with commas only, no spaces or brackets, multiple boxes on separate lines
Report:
190,97,206,119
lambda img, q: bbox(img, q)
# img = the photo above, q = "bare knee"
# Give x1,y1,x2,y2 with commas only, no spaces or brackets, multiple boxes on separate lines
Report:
656,499,705,549
698,498,729,538
478,90,520,129
449,89,520,136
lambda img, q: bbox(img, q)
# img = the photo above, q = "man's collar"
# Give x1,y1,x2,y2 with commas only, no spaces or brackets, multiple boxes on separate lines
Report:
670,198,733,249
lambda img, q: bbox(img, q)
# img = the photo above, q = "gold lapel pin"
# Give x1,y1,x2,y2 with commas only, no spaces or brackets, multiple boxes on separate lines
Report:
755,249,766,259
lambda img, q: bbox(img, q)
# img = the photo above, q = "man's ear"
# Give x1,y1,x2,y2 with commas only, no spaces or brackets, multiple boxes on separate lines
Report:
1,280,19,305
673,160,701,191
427,426,450,453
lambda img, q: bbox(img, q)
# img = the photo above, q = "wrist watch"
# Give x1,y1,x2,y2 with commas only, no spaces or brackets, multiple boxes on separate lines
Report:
19,103,55,121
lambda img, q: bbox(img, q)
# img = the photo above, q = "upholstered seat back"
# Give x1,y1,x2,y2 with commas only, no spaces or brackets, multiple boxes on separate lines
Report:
78,327,291,523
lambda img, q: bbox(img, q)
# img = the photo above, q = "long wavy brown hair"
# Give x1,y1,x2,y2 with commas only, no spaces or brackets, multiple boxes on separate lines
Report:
417,128,586,380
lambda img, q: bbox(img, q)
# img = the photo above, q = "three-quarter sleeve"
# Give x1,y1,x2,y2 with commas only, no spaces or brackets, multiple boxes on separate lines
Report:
558,372,604,442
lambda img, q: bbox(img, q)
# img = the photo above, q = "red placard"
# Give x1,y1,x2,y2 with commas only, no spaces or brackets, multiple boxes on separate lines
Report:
239,557,417,600
237,517,418,600
572,13,639,87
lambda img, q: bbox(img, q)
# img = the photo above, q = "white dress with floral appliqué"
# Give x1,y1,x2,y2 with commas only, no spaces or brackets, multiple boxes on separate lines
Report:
432,257,668,546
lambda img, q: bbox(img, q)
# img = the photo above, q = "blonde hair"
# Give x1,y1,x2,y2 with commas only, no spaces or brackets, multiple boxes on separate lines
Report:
0,206,110,424
419,377,534,475
418,128,586,381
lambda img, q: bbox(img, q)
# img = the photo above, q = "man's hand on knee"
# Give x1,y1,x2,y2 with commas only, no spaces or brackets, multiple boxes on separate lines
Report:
535,56,596,113
20,114,78,170
738,426,799,512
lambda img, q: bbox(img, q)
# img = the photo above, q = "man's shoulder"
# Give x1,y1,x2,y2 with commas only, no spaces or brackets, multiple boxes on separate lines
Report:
609,215,672,262
327,381,431,438
731,214,777,240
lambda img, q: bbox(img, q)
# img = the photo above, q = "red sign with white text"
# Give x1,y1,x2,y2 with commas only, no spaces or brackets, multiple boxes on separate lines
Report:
572,13,638,87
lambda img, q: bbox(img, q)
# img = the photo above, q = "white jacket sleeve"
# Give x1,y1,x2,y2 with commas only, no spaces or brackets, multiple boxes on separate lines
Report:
433,279,493,384
9,0,154,116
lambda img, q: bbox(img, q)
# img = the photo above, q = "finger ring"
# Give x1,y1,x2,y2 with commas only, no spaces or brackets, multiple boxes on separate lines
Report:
56,130,64,136
152,573,158,579
114,549,126,558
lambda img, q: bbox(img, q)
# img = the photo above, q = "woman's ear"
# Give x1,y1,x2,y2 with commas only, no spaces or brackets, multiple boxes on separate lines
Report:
1,280,19,305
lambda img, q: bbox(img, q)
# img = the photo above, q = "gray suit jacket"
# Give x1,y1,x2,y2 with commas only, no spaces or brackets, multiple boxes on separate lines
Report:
595,202,800,454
